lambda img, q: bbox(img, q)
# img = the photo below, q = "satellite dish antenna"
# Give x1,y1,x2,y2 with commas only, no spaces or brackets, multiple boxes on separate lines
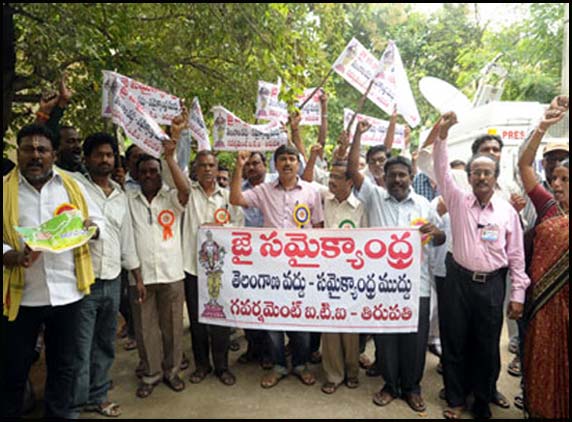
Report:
419,77,473,119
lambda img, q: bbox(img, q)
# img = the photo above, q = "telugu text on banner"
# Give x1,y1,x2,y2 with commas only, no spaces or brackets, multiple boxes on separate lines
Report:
197,227,422,333
102,70,182,125
108,82,169,158
343,108,406,149
332,38,420,127
212,106,288,151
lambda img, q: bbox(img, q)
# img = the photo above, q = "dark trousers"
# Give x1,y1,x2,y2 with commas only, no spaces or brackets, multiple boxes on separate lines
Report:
184,273,230,373
439,253,506,410
74,278,121,407
119,269,135,338
1,301,84,418
310,332,321,354
244,329,271,362
375,297,430,396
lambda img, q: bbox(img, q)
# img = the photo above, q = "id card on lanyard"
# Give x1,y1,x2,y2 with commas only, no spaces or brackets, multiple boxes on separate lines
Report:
481,224,500,242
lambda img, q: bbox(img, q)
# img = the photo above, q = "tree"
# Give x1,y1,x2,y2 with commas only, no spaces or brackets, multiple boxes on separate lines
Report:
3,3,565,159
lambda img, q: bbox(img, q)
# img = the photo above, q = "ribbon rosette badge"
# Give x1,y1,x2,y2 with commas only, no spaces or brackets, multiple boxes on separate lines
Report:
338,219,356,229
410,217,431,246
158,210,175,241
293,203,311,228
214,208,230,225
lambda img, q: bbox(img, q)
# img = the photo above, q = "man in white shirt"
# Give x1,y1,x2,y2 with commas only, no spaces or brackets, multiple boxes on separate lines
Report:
180,151,244,387
72,133,144,417
348,121,445,413
128,137,190,399
3,124,103,419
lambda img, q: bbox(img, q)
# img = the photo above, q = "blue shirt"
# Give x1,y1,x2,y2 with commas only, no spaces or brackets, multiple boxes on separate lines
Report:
355,178,442,297
413,172,437,202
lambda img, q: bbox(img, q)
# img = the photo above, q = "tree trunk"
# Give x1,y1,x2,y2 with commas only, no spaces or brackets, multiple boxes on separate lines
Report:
3,4,16,141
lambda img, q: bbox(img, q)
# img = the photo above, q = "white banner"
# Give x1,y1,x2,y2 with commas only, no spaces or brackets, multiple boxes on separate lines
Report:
197,227,422,333
212,106,287,151
333,37,379,98
188,97,211,151
102,71,182,125
333,39,420,128
343,108,406,150
109,83,169,158
255,81,322,126
384,41,421,128
296,88,322,126
255,80,288,123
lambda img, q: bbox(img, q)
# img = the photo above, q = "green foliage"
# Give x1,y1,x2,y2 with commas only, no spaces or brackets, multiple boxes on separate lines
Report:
6,3,566,161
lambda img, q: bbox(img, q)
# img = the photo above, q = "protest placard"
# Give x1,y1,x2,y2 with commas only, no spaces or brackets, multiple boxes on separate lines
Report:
343,108,406,149
212,106,287,151
256,81,322,126
255,80,288,123
109,83,169,158
198,226,422,333
102,70,182,125
333,38,420,127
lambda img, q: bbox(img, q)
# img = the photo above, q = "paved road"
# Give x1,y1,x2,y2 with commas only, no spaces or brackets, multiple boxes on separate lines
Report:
28,323,524,419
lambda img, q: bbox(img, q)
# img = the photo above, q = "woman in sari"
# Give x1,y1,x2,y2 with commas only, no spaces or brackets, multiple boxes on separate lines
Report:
518,96,569,419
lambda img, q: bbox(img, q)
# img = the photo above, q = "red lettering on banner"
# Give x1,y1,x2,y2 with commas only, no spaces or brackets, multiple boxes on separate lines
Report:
346,249,365,270
291,301,303,318
288,258,320,269
231,231,253,265
320,237,355,258
319,303,332,320
260,231,283,257
364,239,387,259
387,232,414,269
284,233,320,259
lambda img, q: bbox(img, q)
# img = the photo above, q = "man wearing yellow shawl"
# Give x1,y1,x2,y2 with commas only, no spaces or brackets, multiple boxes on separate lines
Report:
2,124,104,418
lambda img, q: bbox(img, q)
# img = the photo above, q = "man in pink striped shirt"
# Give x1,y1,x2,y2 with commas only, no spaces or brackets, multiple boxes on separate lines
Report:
432,112,530,420
230,144,324,389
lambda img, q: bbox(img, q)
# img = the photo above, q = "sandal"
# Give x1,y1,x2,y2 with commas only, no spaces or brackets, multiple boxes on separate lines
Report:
345,377,359,389
404,393,426,412
261,370,287,389
491,390,510,409
443,406,463,419
514,394,524,410
372,387,396,407
292,367,316,386
85,402,121,417
238,352,252,364
135,360,145,379
507,356,521,377
136,382,157,399
321,382,341,394
189,367,212,384
164,375,185,392
366,366,382,377
180,354,190,370
260,358,274,370
216,370,236,386
123,338,137,351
